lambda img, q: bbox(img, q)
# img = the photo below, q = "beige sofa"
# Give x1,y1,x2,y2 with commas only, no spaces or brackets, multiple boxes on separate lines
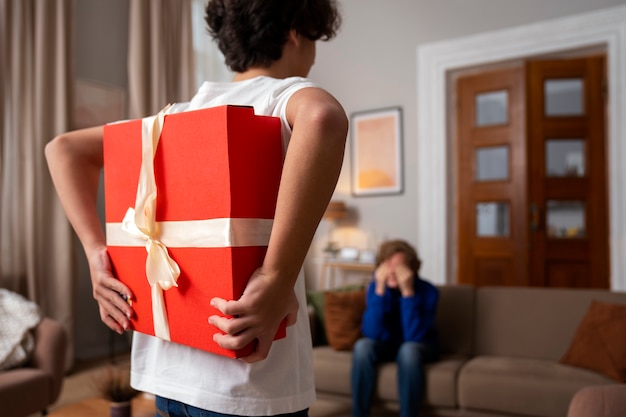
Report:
309,285,626,417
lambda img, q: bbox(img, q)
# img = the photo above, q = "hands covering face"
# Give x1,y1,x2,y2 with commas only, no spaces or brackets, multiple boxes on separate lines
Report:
374,253,415,297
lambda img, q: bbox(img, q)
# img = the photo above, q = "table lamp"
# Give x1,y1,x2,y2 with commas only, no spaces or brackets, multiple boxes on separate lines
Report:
323,200,347,256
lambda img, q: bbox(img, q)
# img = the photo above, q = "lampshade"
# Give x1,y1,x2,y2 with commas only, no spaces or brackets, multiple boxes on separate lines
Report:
324,200,347,221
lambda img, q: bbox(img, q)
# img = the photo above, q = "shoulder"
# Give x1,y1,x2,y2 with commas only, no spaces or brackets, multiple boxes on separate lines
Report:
273,76,320,94
285,84,347,131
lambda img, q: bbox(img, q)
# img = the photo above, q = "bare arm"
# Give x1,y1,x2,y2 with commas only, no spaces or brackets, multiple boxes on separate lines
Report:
45,127,133,334
210,87,348,362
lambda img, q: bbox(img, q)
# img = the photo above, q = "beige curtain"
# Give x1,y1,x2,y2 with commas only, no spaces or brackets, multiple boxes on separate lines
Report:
128,0,195,119
0,0,75,367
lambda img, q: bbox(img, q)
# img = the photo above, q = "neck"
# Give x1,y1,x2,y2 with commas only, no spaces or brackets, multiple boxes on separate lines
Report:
232,68,273,81
233,59,303,82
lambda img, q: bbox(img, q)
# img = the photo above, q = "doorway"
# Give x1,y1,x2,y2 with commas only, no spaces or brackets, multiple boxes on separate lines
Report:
416,5,626,291
455,56,609,288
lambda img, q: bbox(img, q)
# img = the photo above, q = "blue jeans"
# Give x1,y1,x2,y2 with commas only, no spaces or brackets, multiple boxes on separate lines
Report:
350,338,438,417
155,396,309,417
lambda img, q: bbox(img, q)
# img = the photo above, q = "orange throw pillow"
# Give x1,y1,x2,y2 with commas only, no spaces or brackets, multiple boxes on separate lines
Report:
323,288,366,351
560,300,626,382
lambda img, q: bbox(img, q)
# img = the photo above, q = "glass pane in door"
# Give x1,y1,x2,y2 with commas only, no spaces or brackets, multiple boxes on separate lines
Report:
476,202,510,237
546,200,586,238
475,146,509,181
545,139,585,177
544,79,584,116
475,90,508,126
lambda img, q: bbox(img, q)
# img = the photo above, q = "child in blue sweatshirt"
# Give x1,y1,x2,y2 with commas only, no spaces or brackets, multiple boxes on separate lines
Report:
351,240,439,417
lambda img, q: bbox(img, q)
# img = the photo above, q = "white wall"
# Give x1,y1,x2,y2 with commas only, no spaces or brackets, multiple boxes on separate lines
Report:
307,0,626,275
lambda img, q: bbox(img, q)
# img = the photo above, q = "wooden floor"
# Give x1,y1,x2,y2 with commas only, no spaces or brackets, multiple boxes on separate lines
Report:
39,352,352,417
47,395,156,417
38,353,136,415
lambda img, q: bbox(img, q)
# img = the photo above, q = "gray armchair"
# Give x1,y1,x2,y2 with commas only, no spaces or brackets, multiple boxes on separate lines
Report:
0,318,68,417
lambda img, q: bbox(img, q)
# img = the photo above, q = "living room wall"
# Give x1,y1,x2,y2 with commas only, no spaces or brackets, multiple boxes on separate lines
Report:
72,0,626,358
308,0,626,260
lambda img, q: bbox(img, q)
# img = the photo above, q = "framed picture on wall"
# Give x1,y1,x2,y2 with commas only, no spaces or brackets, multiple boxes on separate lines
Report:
350,107,404,196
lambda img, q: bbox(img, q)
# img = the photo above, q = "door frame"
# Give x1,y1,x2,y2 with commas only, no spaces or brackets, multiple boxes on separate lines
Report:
416,5,626,290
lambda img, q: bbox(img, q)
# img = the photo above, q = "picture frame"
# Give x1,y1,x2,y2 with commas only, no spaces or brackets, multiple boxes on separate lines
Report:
350,107,403,196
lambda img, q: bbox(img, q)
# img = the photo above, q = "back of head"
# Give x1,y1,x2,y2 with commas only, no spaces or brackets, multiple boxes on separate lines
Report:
205,0,342,72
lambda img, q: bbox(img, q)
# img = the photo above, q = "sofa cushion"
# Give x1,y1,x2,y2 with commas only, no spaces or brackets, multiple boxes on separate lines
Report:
313,346,353,397
377,354,468,408
424,355,469,408
458,356,615,417
313,346,466,409
560,300,626,382
474,287,626,360
323,288,366,351
306,285,365,346
306,290,328,346
435,285,475,356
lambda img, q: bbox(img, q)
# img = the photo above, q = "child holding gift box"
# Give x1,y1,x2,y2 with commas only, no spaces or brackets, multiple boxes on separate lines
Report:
45,0,347,416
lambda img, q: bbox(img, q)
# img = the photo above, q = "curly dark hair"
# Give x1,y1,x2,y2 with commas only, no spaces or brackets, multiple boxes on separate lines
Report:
375,240,422,274
205,0,341,72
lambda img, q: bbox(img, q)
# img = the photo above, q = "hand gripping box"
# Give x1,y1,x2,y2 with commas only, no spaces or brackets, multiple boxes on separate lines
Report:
103,105,286,358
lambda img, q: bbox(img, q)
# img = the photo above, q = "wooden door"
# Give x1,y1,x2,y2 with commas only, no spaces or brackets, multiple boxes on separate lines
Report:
457,67,528,286
456,56,609,288
526,56,609,288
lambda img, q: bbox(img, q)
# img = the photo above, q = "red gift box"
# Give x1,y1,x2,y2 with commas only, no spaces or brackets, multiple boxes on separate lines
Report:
103,105,285,358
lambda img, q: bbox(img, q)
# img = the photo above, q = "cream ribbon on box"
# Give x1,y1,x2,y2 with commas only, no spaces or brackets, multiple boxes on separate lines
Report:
106,104,274,341
130,104,179,342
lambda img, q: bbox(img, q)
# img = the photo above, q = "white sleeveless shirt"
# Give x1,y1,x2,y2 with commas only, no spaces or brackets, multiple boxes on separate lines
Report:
129,76,318,415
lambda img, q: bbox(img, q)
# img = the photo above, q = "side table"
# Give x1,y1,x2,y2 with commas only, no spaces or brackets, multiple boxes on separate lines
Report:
320,259,375,289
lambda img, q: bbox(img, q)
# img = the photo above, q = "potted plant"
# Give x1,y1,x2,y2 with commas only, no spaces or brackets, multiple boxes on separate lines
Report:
94,365,140,417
